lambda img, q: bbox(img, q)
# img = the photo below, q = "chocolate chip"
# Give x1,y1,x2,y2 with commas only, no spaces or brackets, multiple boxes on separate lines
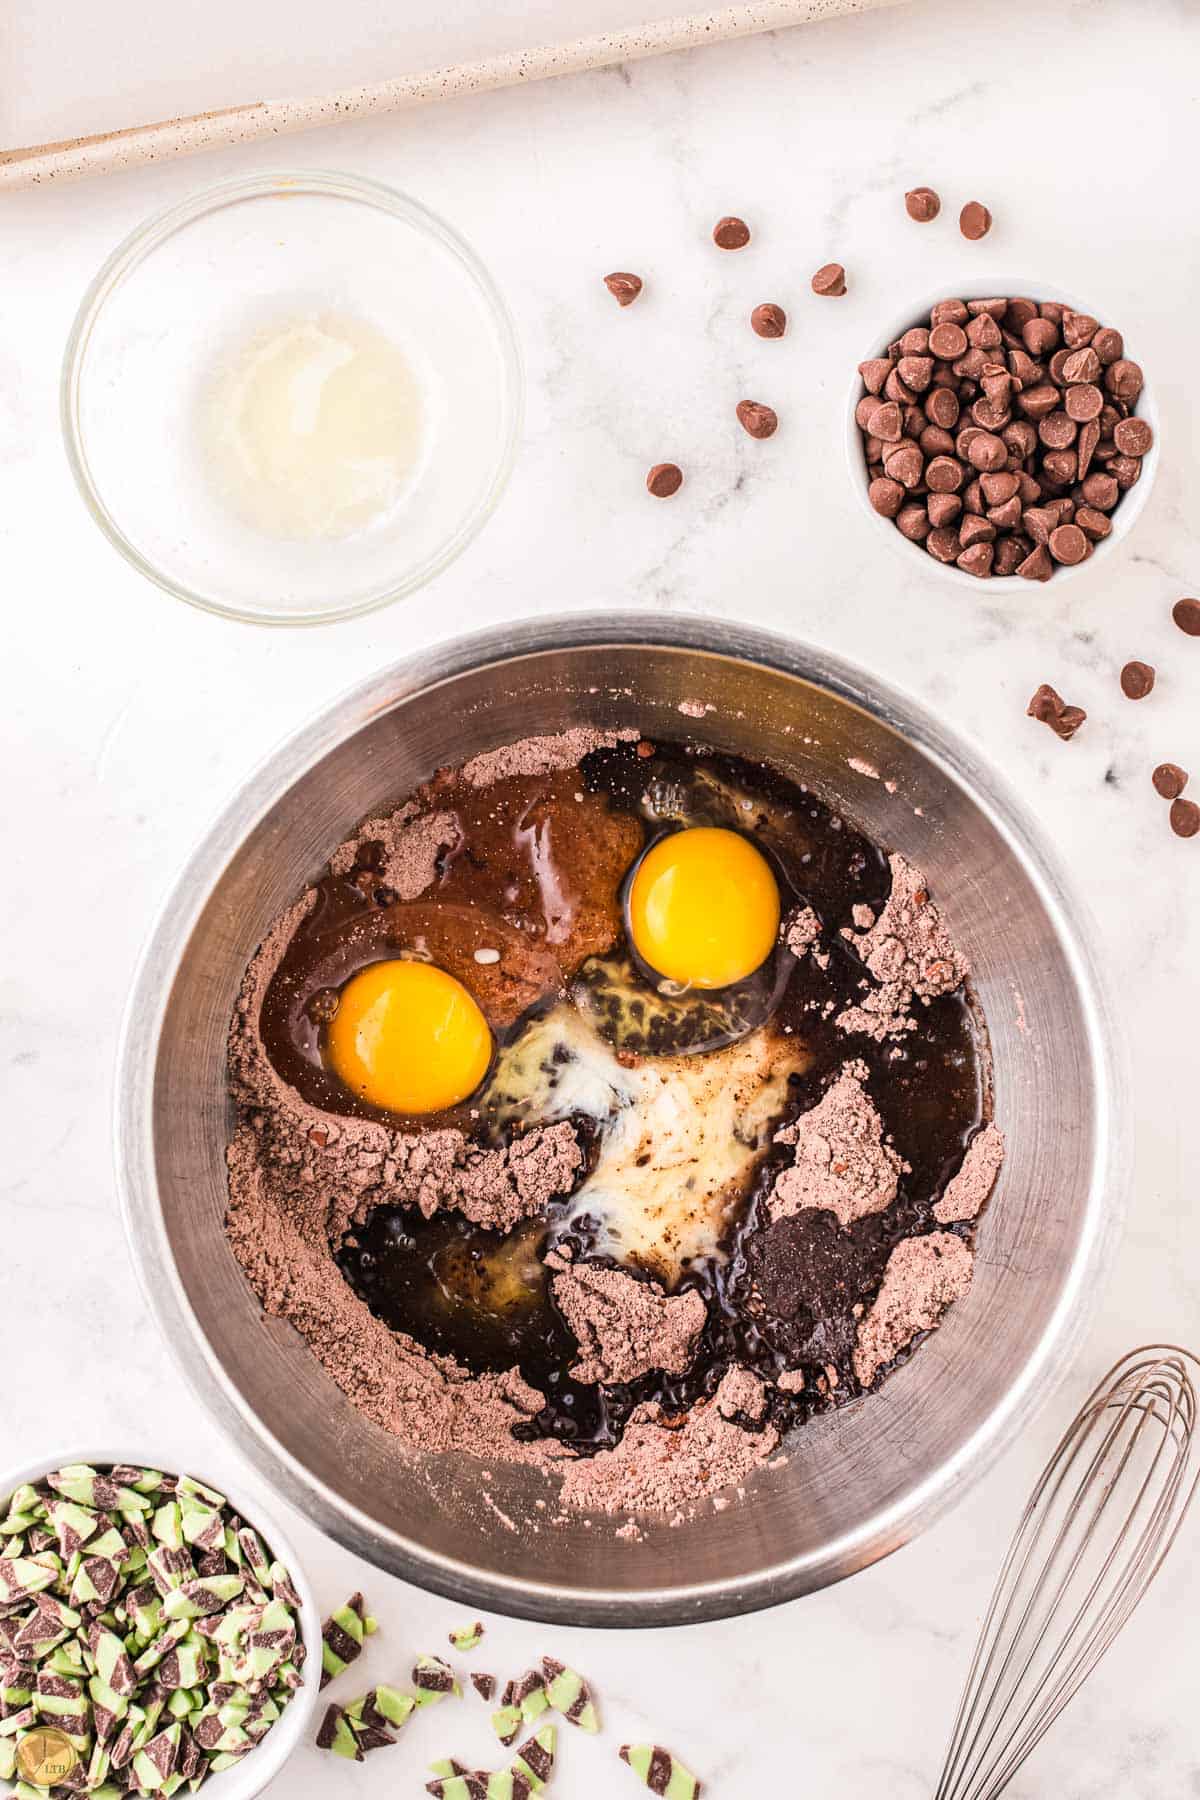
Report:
1153,763,1188,800
1023,317,1059,358
737,400,778,439
1104,358,1144,402
1039,410,1078,450
1075,505,1112,540
994,536,1027,576
603,272,643,306
1049,523,1089,565
1018,544,1054,583
1041,449,1078,486
884,440,924,488
867,401,902,442
929,322,968,360
927,527,962,564
1061,347,1101,385
1092,327,1124,365
1028,683,1086,738
812,262,847,297
1065,383,1104,423
868,477,905,518
1113,417,1153,457
925,455,964,493
926,387,961,429
1062,311,1099,349
858,357,891,395
967,432,1007,472
931,299,969,326
1107,453,1143,490
959,201,992,241
713,216,750,249
1173,597,1200,636
1120,659,1155,699
927,492,962,528
896,503,931,542
646,463,683,497
1170,797,1200,838
1080,471,1119,510
897,355,934,393
751,302,787,339
957,542,994,577
905,186,941,222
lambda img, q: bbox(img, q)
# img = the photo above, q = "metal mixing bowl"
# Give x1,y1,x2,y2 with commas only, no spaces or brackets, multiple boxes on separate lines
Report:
116,614,1125,1626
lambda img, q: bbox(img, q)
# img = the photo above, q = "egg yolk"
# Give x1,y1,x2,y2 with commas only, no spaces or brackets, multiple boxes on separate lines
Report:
325,960,492,1115
628,826,781,990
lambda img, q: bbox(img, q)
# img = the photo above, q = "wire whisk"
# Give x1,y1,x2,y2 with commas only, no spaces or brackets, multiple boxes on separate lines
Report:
935,1344,1200,1800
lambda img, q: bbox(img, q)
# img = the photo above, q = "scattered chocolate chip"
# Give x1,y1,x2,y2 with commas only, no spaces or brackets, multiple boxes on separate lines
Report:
1028,683,1086,739
959,202,992,241
713,215,750,250
603,272,643,307
812,262,847,297
905,186,941,222
646,463,683,497
1120,659,1155,699
736,400,778,439
1171,597,1200,636
750,302,787,339
1152,762,1188,800
1170,797,1200,838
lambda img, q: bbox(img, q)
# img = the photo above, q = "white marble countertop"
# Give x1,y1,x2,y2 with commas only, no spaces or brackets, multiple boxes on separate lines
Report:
4,0,1200,1793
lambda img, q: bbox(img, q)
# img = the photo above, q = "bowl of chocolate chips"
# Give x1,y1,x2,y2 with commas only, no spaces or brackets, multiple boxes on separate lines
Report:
847,281,1159,585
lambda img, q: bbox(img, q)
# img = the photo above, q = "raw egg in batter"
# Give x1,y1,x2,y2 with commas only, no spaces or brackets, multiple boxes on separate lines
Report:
325,960,491,1116
628,826,780,990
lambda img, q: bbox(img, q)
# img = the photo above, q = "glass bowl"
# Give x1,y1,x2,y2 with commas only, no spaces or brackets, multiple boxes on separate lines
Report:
61,171,523,625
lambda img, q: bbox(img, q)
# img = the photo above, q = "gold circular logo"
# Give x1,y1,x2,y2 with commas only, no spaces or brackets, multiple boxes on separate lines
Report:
16,1727,78,1788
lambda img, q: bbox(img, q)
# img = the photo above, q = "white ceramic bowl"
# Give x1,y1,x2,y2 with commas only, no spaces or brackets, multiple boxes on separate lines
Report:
0,1447,321,1800
845,275,1160,592
62,170,523,626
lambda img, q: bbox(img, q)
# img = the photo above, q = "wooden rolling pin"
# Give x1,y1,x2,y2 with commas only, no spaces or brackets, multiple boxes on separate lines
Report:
1,0,903,191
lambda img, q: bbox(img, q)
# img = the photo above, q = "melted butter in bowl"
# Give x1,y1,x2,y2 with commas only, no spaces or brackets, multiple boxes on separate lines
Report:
202,311,428,540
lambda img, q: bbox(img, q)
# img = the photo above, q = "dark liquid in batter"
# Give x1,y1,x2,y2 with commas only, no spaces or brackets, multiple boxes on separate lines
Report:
273,739,988,1455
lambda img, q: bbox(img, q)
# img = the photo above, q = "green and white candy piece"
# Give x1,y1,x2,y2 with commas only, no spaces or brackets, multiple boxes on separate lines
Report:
512,1670,549,1724
510,1723,556,1792
541,1655,599,1732
347,1684,416,1735
315,1702,362,1760
619,1743,703,1798
491,1682,522,1745
413,1653,461,1705
319,1591,376,1688
0,1554,59,1602
448,1620,485,1652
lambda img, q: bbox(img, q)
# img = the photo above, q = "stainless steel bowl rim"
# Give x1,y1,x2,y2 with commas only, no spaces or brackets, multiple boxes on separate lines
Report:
115,612,1128,1626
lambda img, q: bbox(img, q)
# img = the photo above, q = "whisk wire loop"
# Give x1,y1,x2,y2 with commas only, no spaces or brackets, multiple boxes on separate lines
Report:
935,1346,1200,1800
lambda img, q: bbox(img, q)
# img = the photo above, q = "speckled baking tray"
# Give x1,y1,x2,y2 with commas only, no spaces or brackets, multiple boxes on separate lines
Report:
2,0,903,188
